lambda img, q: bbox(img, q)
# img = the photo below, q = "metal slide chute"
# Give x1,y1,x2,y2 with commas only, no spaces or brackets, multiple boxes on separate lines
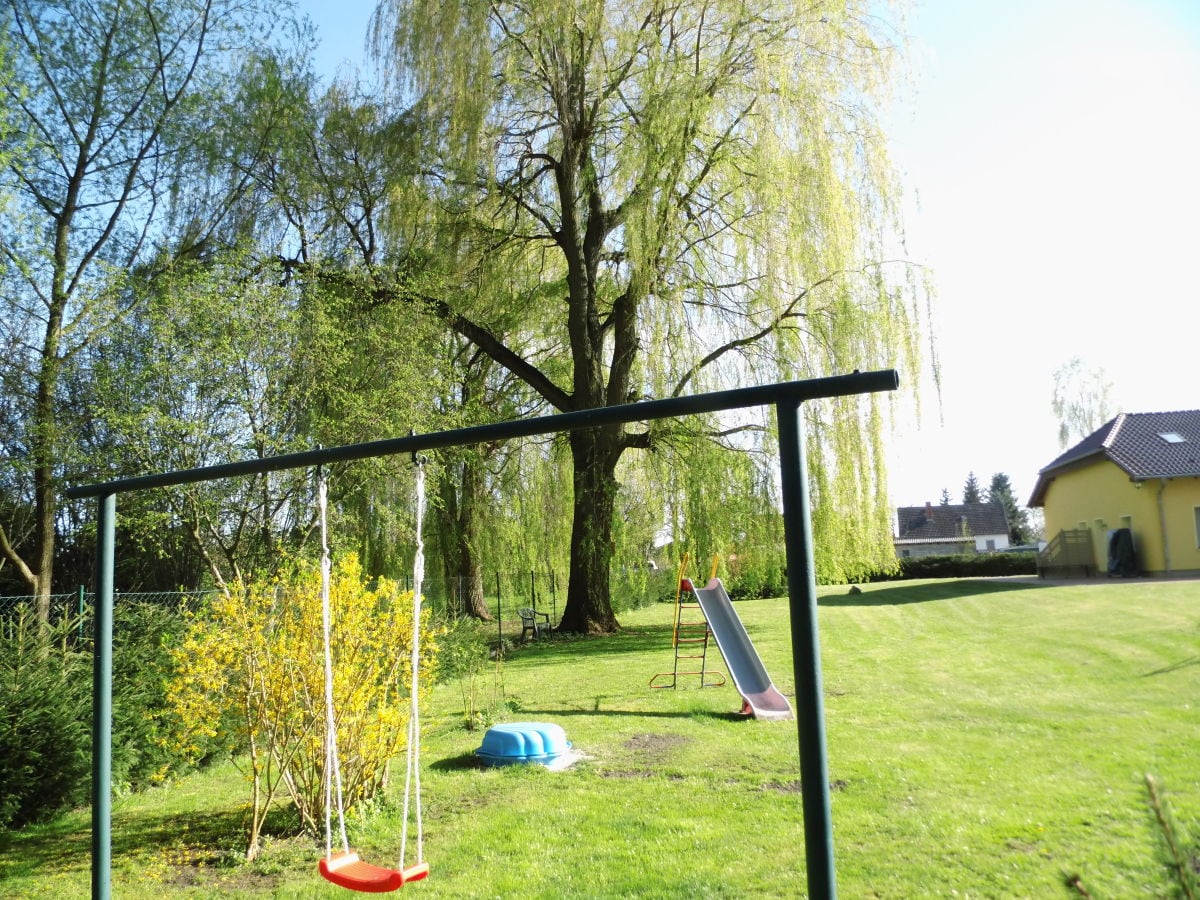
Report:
688,577,794,721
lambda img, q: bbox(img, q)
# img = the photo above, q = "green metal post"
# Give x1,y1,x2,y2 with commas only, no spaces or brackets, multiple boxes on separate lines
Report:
92,493,115,900
776,401,837,899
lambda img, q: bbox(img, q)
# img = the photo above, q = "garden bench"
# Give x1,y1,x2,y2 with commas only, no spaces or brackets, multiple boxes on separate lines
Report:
517,607,550,641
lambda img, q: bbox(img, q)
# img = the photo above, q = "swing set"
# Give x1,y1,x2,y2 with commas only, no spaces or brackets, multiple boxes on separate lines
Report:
316,464,429,891
70,369,897,900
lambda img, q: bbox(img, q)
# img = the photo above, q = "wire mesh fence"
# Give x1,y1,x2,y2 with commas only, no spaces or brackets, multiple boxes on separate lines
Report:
0,565,678,646
0,589,222,641
0,589,221,613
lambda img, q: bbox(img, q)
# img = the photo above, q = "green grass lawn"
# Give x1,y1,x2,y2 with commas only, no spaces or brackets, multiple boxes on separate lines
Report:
2,578,1197,898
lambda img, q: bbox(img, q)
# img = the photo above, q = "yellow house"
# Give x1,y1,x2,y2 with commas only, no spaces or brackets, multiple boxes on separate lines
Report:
1029,410,1200,576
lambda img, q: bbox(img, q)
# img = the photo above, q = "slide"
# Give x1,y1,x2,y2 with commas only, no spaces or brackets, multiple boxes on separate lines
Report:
688,577,794,721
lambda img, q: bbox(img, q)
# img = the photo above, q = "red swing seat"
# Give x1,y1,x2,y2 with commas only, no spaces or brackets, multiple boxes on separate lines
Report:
319,851,430,893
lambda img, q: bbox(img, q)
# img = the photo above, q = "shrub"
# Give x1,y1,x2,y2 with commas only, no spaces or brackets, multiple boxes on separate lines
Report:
611,565,674,613
726,569,787,600
110,600,190,791
435,616,504,730
869,552,1037,581
164,554,438,859
0,608,90,828
435,615,490,684
0,598,201,828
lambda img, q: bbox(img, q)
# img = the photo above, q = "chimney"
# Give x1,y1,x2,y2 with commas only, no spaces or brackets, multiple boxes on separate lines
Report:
924,502,934,520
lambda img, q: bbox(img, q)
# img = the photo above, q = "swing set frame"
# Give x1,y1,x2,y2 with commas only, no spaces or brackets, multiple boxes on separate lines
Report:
68,368,898,900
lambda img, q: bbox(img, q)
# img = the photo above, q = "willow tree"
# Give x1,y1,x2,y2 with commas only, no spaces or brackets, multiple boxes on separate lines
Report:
373,0,924,632
1051,356,1118,449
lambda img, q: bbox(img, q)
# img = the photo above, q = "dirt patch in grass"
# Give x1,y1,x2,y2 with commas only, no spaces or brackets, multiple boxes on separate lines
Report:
599,768,654,780
598,768,688,782
1005,838,1041,854
761,778,847,794
763,779,802,794
624,732,690,758
164,864,283,891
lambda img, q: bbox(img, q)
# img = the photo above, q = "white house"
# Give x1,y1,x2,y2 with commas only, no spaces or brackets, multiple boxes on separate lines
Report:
893,502,1011,558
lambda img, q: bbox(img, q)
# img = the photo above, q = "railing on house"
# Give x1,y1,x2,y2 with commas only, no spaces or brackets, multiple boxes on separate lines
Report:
1036,529,1094,578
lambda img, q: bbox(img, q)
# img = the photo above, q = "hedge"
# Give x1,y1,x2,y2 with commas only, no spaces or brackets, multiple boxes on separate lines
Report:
870,552,1038,581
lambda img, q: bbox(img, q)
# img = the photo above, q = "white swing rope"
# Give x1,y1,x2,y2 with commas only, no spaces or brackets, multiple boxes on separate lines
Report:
319,466,350,859
399,458,426,869
319,461,427,870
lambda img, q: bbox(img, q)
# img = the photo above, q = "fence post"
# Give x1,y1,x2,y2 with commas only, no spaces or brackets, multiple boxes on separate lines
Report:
495,571,503,651
78,584,86,640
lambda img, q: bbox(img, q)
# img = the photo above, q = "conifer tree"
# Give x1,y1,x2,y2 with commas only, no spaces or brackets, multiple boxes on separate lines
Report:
986,472,1031,545
962,472,983,504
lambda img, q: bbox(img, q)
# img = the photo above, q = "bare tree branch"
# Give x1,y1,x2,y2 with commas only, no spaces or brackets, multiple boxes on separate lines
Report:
0,521,38,591
670,273,837,397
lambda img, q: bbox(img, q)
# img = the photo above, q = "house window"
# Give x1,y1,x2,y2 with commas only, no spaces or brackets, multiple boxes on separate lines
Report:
985,539,996,551
1159,432,1187,444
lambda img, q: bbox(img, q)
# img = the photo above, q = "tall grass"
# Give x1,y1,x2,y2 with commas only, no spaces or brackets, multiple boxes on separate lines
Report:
0,578,1196,898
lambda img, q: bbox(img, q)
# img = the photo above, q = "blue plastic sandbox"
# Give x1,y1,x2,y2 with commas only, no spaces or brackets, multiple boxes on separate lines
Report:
475,722,571,767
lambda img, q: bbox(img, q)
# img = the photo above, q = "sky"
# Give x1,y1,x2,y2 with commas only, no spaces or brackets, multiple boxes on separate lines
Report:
295,0,1200,511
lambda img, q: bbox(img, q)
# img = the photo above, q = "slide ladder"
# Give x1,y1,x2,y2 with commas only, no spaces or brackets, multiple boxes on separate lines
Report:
649,579,726,690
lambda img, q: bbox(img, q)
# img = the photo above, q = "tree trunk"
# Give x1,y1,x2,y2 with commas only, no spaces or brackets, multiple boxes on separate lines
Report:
456,452,492,620
32,307,65,626
557,426,622,634
436,449,493,621
459,559,490,620
32,467,54,625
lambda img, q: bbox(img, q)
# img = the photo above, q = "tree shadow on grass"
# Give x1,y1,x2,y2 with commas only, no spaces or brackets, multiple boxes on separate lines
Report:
506,623,676,661
0,811,93,878
124,813,243,890
431,708,750,773
108,804,262,860
0,806,255,884
1142,655,1200,677
512,706,717,720
819,578,1051,607
430,752,484,772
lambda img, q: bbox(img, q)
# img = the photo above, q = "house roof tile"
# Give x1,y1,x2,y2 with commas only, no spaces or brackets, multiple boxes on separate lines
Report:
894,502,1010,542
1029,409,1200,505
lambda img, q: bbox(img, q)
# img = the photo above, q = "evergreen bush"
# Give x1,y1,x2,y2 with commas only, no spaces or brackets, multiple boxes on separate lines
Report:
0,609,90,828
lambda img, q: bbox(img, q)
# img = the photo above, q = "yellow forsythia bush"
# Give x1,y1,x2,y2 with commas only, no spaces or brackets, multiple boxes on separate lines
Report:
164,553,437,855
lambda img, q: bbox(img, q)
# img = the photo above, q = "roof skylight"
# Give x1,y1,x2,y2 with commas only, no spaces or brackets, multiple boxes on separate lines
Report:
1158,432,1187,444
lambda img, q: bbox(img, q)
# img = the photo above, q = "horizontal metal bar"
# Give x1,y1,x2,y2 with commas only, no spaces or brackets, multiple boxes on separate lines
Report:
66,369,898,499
